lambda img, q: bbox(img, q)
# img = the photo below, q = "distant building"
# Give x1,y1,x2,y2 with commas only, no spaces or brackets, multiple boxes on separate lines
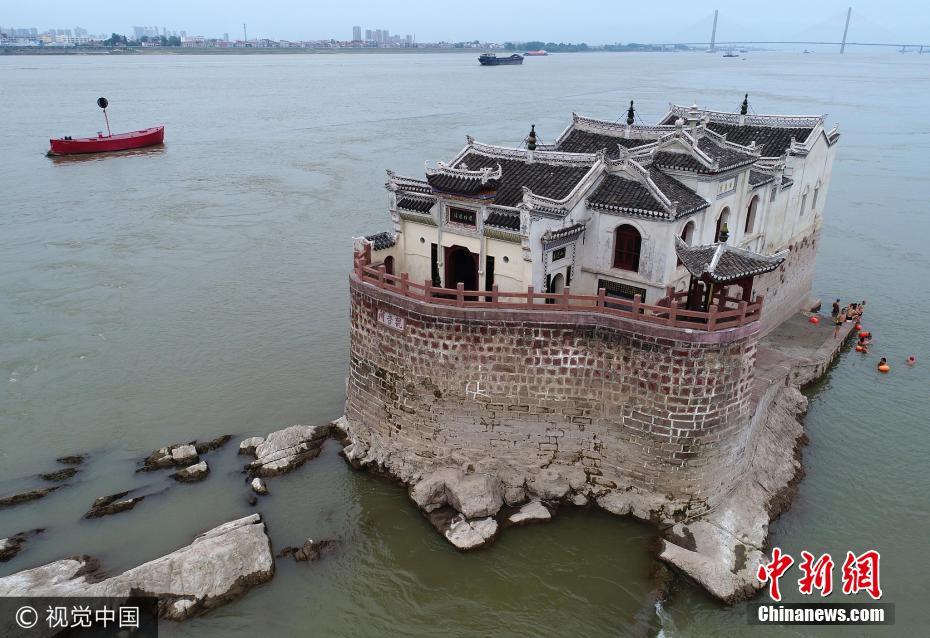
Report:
222,32,229,42
365,29,373,41
353,25,361,41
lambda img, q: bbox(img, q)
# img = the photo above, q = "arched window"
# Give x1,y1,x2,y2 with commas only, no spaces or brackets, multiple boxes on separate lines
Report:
744,196,759,234
613,224,641,272
714,207,730,242
812,181,821,211
383,255,395,276
800,187,809,216
680,221,695,245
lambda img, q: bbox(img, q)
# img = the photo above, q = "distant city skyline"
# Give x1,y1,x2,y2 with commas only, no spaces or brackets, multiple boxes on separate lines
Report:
3,0,929,44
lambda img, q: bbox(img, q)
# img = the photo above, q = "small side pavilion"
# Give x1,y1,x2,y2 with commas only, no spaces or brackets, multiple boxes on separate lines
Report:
674,237,788,311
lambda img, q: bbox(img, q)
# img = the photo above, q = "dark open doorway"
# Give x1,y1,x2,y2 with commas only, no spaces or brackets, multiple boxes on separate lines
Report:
444,245,478,291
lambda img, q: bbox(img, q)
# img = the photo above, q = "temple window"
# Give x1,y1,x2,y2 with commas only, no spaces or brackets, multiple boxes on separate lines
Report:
745,196,759,234
715,207,730,242
800,190,808,216
812,185,820,211
613,224,641,272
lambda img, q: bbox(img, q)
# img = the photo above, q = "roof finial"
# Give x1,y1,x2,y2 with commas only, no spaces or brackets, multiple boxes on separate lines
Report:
626,100,635,126
740,93,749,116
527,124,537,151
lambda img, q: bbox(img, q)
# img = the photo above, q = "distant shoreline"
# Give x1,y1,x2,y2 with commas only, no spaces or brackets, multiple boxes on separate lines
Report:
1,47,693,56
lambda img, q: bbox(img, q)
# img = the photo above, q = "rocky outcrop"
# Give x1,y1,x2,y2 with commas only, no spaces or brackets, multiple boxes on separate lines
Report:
171,461,210,483
410,468,503,519
658,384,809,602
239,436,265,456
0,486,61,510
279,539,338,562
0,529,44,562
0,514,274,621
250,478,268,495
140,443,199,472
84,491,145,519
40,467,79,482
245,424,332,477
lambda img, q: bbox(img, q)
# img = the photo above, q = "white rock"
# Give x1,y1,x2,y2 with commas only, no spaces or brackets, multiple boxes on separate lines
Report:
251,478,268,495
238,437,265,456
444,516,498,550
249,424,332,477
172,460,209,483
0,514,274,621
508,500,551,525
170,444,198,465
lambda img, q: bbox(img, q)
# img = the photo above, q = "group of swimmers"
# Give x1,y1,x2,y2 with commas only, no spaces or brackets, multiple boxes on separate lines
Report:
831,297,913,373
832,298,866,338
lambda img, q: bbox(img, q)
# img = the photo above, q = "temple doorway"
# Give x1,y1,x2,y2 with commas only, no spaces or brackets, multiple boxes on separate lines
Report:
444,245,478,290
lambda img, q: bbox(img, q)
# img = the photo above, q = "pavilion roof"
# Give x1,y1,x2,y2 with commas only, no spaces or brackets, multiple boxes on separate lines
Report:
674,237,788,284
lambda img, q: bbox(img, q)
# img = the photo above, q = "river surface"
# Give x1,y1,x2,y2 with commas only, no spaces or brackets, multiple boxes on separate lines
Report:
1,51,928,636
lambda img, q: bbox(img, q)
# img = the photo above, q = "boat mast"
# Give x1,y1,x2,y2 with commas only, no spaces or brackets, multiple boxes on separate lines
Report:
97,97,112,137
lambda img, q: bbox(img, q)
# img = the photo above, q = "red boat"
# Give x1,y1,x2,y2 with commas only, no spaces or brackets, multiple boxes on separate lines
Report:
48,126,165,156
48,97,165,156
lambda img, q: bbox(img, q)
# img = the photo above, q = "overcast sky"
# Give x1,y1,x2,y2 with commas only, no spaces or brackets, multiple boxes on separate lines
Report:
4,0,928,43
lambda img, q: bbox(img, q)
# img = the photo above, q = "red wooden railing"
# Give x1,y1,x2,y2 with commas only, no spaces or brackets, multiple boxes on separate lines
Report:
353,249,762,331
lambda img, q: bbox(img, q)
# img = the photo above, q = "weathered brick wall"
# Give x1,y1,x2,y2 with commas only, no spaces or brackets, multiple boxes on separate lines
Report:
346,278,761,514
755,226,821,335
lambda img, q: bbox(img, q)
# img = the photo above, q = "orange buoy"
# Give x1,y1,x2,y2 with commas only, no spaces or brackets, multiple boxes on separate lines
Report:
859,331,871,338
855,345,864,352
907,356,916,365
878,364,890,373
855,323,862,330
809,316,820,324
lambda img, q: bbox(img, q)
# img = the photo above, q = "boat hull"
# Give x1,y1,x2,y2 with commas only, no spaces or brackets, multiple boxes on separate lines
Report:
48,126,165,156
478,54,523,66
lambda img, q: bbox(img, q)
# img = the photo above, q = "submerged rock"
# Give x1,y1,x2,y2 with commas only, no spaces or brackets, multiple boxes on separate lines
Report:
171,460,210,483
84,491,145,519
0,529,44,562
238,436,265,456
40,467,79,482
194,435,233,454
250,478,268,495
508,500,551,526
279,539,338,562
0,514,275,621
246,424,332,477
0,486,61,510
56,454,86,465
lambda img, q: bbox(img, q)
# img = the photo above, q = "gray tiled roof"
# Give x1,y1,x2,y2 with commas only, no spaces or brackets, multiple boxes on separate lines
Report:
556,129,656,157
396,196,435,213
454,152,594,207
365,231,396,251
674,237,787,283
485,208,520,230
426,172,499,195
652,137,756,174
705,122,812,158
748,170,776,187
587,169,708,219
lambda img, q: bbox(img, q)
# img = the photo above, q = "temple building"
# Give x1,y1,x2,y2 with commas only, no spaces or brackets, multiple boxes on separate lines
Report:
360,96,839,333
